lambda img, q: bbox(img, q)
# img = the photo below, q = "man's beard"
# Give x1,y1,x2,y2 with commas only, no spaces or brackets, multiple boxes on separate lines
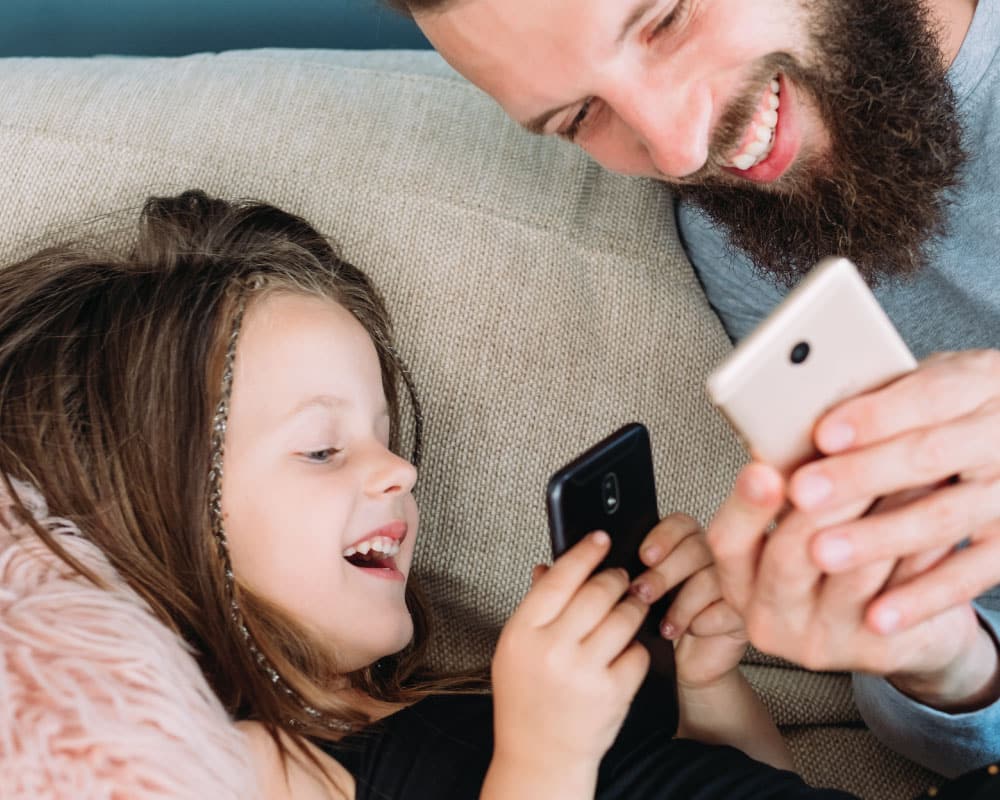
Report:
672,0,967,287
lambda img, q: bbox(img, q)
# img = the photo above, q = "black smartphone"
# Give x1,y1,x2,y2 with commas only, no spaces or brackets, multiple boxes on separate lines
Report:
546,422,678,728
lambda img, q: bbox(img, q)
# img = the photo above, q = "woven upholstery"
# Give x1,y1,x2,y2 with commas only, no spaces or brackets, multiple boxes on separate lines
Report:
0,48,934,798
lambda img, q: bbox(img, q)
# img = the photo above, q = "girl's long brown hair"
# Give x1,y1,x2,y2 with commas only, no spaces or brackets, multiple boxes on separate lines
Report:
0,190,479,773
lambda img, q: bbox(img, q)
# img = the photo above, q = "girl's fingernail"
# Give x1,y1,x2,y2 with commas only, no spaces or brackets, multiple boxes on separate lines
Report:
591,531,610,546
641,545,662,563
660,621,676,639
630,581,652,603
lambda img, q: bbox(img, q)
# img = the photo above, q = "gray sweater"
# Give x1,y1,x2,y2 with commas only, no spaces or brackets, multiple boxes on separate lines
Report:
676,0,1000,778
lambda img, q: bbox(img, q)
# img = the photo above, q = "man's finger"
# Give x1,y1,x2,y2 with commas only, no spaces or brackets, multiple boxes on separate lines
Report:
865,531,1000,633
705,463,784,611
815,351,1000,454
810,477,1000,572
791,410,1000,514
754,507,824,609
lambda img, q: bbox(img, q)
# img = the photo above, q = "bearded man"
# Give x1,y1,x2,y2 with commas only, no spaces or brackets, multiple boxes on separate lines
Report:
396,0,1000,778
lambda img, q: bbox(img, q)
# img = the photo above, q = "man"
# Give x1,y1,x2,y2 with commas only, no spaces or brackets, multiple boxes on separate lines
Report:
396,0,1000,778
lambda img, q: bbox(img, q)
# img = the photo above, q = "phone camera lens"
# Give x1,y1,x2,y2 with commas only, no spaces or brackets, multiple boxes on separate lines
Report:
601,473,620,515
790,341,810,365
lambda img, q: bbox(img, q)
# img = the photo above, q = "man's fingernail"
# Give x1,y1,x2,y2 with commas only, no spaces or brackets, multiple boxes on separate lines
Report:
630,581,652,602
739,470,770,503
873,606,901,634
660,622,676,639
591,531,610,546
795,473,833,509
641,545,662,564
822,423,855,452
816,534,853,569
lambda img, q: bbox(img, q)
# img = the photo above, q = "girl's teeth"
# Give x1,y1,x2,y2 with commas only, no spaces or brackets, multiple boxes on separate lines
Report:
755,124,773,143
770,79,780,93
343,536,402,559
760,109,778,127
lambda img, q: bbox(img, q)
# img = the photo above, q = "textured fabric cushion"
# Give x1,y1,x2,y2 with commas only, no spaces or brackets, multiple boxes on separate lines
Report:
0,49,934,798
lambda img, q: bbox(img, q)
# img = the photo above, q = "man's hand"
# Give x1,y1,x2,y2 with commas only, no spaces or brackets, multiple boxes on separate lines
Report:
706,463,1000,711
783,350,1000,635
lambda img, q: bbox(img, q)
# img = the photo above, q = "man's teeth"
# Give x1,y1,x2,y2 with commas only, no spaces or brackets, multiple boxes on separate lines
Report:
729,79,781,171
343,536,401,559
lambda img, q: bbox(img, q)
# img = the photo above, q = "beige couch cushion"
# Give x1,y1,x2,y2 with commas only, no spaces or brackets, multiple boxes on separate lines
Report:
0,49,934,798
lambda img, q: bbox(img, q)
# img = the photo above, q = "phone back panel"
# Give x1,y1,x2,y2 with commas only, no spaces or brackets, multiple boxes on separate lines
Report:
547,422,658,579
546,423,678,728
707,258,916,471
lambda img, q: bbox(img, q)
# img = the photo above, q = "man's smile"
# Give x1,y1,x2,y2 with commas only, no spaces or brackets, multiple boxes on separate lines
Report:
724,74,800,183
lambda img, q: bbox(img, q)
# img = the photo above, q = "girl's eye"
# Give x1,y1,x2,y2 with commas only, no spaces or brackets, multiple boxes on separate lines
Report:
562,98,595,142
303,448,341,464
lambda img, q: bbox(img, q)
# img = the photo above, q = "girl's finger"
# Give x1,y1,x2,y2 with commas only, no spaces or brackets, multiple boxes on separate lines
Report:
638,512,702,566
630,532,711,603
517,531,611,626
581,594,650,663
660,567,722,638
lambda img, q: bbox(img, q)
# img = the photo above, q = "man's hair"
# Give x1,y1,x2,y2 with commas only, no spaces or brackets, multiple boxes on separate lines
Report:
385,0,450,16
0,190,477,776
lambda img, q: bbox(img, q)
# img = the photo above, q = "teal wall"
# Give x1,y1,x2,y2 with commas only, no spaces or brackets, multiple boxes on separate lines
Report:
0,0,430,57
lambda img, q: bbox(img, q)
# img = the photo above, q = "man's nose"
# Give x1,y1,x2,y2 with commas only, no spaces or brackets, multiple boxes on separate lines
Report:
614,82,713,179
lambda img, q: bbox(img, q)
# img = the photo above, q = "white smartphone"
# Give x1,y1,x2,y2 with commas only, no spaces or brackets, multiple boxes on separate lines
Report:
706,257,917,472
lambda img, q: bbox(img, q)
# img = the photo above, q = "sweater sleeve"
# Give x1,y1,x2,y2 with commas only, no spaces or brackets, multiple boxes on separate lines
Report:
853,605,1000,778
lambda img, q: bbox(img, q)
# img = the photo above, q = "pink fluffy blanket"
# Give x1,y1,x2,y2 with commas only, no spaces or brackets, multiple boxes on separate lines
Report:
0,478,259,799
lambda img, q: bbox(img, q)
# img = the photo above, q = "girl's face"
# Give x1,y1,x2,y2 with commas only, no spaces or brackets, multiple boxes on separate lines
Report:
222,292,419,672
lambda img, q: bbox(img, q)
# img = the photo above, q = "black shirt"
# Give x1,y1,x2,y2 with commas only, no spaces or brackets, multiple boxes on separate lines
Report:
315,683,858,800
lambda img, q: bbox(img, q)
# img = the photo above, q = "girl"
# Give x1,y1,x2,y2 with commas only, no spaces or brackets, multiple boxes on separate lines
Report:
0,190,897,798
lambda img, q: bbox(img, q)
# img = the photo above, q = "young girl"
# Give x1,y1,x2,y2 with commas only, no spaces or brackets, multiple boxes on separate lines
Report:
0,190,898,798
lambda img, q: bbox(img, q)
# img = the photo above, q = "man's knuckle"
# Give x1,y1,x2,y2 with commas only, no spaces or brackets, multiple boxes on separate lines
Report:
926,495,963,538
908,427,952,478
968,348,1000,376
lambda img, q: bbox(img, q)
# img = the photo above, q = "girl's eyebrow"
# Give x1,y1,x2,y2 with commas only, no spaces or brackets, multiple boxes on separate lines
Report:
283,395,389,422
285,394,348,421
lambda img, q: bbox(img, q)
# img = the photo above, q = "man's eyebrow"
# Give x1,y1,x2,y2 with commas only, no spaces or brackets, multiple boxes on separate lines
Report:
617,0,657,45
520,0,658,136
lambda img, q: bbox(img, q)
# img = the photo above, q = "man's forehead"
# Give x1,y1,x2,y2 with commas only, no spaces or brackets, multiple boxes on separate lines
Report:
415,0,612,118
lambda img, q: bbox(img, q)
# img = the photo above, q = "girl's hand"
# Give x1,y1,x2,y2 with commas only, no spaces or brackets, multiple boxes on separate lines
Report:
490,531,650,778
629,513,748,689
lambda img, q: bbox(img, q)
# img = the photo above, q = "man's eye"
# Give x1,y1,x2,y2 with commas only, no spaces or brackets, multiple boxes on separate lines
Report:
562,98,594,141
303,448,341,463
651,1,686,38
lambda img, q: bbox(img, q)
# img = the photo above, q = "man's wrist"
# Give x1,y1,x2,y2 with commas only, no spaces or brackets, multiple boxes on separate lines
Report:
889,622,1000,713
